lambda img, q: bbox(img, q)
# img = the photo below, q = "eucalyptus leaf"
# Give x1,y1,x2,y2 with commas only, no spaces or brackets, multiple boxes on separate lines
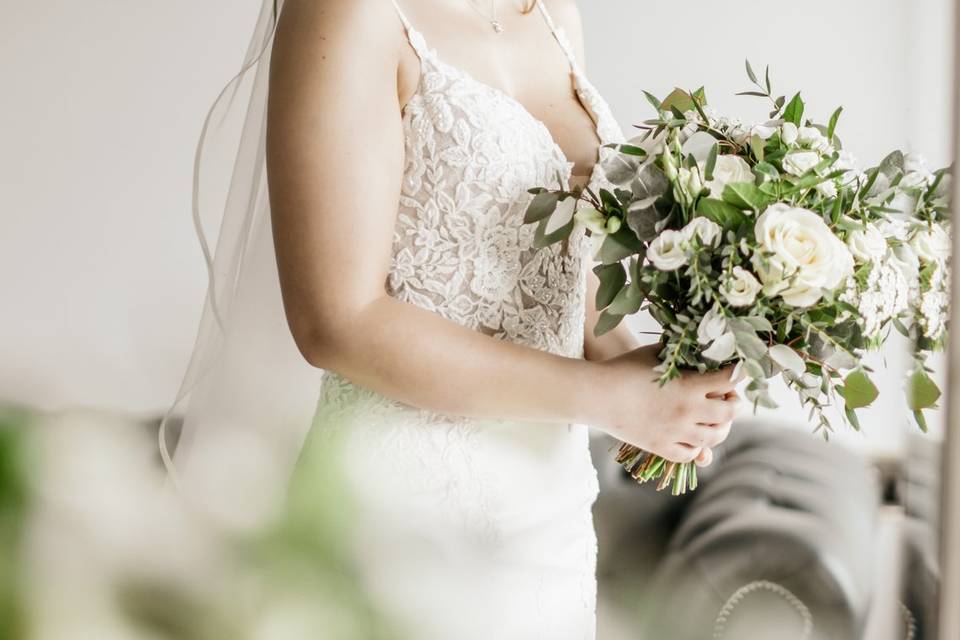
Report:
908,369,941,411
599,227,644,265
594,310,624,337
734,330,768,360
839,370,879,409
607,281,644,315
594,263,626,310
523,191,559,224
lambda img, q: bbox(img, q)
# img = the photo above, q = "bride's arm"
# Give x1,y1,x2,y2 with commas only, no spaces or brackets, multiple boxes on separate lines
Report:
266,0,739,463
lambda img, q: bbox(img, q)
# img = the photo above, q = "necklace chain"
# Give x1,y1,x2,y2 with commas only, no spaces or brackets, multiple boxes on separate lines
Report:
465,0,504,33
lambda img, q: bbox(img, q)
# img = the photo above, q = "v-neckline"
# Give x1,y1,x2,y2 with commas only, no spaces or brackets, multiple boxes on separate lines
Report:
401,26,607,193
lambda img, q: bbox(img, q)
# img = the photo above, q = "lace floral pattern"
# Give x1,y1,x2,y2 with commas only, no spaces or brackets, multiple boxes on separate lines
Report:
318,16,624,421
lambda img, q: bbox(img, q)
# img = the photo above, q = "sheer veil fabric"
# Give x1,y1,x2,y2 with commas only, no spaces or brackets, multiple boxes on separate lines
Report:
158,0,321,528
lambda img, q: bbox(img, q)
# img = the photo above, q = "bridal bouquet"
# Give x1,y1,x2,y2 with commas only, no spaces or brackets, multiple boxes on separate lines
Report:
524,62,951,494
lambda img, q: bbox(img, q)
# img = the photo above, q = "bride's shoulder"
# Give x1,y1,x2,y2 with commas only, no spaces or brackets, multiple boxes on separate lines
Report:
276,0,403,51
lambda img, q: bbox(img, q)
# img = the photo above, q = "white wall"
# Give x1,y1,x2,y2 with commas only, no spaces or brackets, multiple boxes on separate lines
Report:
1,1,954,451
0,0,261,411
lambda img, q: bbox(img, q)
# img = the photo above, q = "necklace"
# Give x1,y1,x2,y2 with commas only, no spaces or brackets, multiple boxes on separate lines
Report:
466,0,504,33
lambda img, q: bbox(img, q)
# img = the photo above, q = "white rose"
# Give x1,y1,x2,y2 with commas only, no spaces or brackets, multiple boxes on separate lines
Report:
752,203,855,307
910,224,951,263
780,122,799,146
798,126,831,152
722,266,762,307
706,155,755,199
681,216,722,248
647,229,689,271
783,151,821,177
846,224,888,262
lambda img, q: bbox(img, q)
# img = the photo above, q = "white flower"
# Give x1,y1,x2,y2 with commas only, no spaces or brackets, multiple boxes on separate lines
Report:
798,126,831,152
816,180,838,199
647,229,689,271
721,266,762,307
703,333,737,362
706,155,755,199
697,305,736,362
783,151,820,177
910,224,951,263
846,224,888,262
675,166,705,202
750,121,780,140
574,207,608,235
780,122,799,146
752,203,854,307
681,216,722,248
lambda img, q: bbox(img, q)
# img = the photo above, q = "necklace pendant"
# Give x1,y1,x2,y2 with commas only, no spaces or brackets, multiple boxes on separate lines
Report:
491,20,504,33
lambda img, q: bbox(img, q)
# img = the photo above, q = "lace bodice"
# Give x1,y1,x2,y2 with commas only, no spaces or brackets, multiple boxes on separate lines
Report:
387,11,623,358
317,1,624,418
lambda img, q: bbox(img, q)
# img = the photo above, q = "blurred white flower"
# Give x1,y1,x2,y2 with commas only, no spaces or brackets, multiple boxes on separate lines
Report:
647,229,689,271
721,266,762,307
816,180,838,198
910,224,951,263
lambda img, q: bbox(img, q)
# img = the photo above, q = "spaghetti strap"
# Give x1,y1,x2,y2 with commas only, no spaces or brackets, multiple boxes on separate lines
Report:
534,0,583,77
389,0,432,60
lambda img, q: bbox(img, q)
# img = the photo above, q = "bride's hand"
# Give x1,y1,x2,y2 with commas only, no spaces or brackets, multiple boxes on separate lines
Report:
589,344,741,466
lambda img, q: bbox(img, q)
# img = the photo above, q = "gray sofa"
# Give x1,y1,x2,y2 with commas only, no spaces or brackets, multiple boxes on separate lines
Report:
592,418,887,640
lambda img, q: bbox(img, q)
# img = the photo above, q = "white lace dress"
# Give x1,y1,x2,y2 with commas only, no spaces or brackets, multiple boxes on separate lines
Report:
303,2,625,637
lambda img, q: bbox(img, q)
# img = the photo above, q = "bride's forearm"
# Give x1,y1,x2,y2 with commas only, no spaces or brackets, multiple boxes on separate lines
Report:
303,295,599,425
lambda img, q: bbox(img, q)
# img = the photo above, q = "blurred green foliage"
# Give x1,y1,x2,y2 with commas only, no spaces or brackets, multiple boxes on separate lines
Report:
0,406,31,640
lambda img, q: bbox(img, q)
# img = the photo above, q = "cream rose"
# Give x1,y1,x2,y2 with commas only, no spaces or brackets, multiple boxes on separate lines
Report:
783,150,820,177
647,229,689,271
706,155,755,199
846,224,888,262
681,217,722,248
751,203,854,307
910,224,951,263
722,266,762,307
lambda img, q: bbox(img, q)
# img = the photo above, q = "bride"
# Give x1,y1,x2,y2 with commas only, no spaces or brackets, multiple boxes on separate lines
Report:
163,0,740,637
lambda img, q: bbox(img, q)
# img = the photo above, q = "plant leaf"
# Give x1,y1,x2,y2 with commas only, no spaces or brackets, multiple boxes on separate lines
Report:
782,92,805,126
523,191,559,224
594,263,626,310
594,309,624,337
908,369,941,411
839,370,879,410
697,198,749,229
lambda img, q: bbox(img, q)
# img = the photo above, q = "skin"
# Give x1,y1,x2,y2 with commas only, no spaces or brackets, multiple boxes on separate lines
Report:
266,0,739,466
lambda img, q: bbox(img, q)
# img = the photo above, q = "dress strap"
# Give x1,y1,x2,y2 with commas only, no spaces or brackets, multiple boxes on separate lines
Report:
534,0,583,77
390,0,432,60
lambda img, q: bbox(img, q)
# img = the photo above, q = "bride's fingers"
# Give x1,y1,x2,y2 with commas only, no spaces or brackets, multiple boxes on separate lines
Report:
694,447,713,467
